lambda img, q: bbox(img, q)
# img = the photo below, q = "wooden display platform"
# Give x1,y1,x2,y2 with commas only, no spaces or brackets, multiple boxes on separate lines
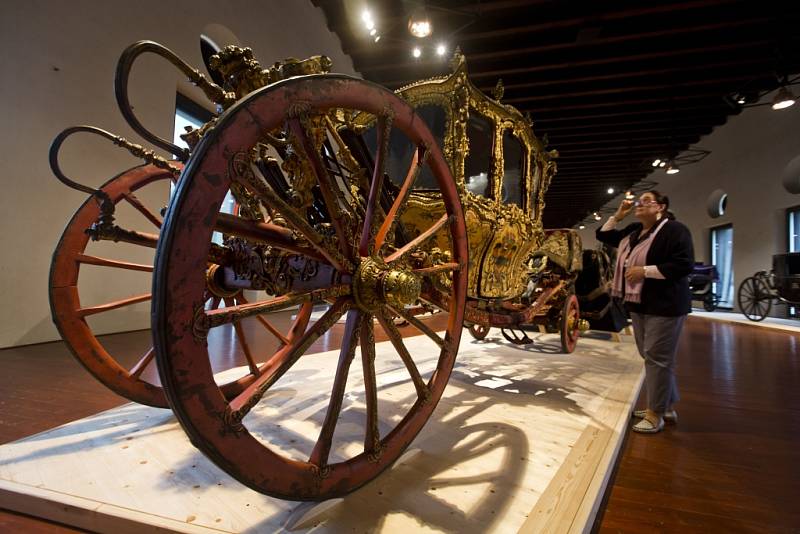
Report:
0,331,642,533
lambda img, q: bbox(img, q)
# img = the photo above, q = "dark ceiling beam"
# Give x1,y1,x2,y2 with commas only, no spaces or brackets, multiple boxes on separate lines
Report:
503,75,755,103
526,104,731,122
515,93,721,112
552,135,705,149
380,41,771,86
536,116,725,131
476,59,766,94
545,125,713,139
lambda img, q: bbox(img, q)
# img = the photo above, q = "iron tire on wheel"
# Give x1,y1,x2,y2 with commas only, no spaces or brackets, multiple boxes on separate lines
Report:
153,75,468,500
559,294,581,353
737,276,772,321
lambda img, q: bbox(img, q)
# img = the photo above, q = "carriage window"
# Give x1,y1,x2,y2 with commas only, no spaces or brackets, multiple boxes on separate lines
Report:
711,224,734,309
464,109,493,197
364,104,446,190
502,130,524,208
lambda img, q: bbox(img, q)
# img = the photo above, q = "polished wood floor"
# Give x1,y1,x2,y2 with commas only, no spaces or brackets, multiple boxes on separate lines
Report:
1,314,798,532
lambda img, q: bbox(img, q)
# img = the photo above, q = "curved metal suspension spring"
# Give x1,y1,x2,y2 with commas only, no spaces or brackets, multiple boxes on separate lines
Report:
49,125,181,196
501,327,533,346
114,40,235,161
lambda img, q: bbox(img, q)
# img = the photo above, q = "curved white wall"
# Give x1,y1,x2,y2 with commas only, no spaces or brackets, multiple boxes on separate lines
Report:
0,1,357,347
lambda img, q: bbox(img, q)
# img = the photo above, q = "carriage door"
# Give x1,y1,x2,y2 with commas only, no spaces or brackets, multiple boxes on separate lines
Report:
711,224,734,308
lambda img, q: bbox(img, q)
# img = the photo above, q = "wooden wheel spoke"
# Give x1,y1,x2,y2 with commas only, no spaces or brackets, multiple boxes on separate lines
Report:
376,312,429,402
287,118,353,261
76,254,153,272
375,145,428,251
235,165,353,272
202,285,349,330
309,309,363,468
226,297,261,376
77,293,151,318
413,262,462,277
387,304,446,349
236,293,291,345
129,347,155,378
385,213,453,264
226,299,351,423
360,315,381,456
122,192,162,228
359,114,392,256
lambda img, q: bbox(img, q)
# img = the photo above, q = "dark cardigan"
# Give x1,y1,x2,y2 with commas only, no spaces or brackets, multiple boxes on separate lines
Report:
596,219,695,316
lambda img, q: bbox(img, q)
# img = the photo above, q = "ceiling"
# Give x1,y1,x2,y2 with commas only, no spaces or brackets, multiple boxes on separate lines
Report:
312,0,800,228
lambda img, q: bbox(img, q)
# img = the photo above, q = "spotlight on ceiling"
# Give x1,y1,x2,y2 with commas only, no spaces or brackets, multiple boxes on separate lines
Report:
374,35,381,42
579,224,586,230
412,47,422,58
736,95,746,105
666,161,680,174
408,6,432,38
436,43,446,56
607,187,615,195
651,159,662,167
361,9,371,23
772,85,796,110
370,28,377,36
659,161,666,168
593,212,602,221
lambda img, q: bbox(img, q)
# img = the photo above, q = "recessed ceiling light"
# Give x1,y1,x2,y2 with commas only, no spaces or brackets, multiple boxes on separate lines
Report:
666,162,680,174
579,224,585,229
408,7,432,38
370,28,377,36
361,10,371,22
659,161,666,168
652,159,661,167
374,35,381,42
607,187,615,195
365,19,375,30
436,44,446,56
412,47,422,58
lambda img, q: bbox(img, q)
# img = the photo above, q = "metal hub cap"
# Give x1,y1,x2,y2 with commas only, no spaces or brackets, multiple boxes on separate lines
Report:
352,257,421,312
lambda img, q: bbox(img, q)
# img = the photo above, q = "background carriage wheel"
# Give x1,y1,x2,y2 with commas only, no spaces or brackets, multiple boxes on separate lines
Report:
737,276,772,321
468,323,490,340
153,75,468,500
50,164,311,407
559,294,581,353
703,292,718,312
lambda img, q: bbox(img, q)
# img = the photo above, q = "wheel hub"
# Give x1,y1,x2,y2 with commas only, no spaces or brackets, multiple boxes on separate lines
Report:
352,257,421,312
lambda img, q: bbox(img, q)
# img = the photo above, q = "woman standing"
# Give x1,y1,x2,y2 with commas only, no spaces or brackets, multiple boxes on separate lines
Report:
597,190,694,433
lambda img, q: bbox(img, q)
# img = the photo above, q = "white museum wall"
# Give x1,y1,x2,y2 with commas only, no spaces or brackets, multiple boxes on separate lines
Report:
576,95,800,315
0,1,357,348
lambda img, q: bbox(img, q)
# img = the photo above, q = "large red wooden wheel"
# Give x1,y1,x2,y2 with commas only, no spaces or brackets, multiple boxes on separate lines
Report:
153,75,468,500
50,164,311,407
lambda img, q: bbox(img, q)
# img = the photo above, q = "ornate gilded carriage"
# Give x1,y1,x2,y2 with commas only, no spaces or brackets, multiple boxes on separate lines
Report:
48,40,586,502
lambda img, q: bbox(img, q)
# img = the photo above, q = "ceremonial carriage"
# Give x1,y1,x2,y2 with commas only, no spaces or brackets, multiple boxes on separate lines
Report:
49,40,588,500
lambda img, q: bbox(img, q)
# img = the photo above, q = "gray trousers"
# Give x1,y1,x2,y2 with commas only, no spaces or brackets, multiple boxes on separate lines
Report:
630,312,686,414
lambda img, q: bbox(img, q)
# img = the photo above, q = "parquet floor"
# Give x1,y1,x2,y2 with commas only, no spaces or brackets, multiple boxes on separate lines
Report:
1,314,798,533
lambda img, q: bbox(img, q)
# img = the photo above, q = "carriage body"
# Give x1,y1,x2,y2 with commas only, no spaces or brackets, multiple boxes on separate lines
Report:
350,53,585,348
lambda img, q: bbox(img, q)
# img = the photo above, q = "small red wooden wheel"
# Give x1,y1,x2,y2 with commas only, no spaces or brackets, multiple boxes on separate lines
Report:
468,323,490,340
50,164,311,407
559,294,581,353
153,75,468,500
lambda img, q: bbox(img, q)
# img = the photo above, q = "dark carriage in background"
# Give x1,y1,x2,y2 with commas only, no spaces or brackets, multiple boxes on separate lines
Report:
689,262,720,312
47,39,620,501
737,252,800,321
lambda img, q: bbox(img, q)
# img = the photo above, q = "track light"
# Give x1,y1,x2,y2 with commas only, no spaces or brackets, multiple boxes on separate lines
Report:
659,161,666,168
652,159,661,167
607,187,615,195
412,47,422,58
666,161,680,174
772,85,796,110
436,43,446,56
374,35,381,42
370,28,377,36
579,224,586,230
593,212,601,221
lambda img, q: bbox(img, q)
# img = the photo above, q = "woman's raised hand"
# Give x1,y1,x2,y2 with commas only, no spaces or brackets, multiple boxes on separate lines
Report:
615,192,635,220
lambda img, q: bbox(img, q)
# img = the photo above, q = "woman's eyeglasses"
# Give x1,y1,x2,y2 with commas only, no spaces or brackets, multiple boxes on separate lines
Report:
634,199,658,207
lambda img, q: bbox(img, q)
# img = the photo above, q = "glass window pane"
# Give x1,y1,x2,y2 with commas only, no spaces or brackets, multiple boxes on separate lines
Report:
711,226,734,308
363,104,446,190
464,109,493,197
790,209,800,253
501,130,524,207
